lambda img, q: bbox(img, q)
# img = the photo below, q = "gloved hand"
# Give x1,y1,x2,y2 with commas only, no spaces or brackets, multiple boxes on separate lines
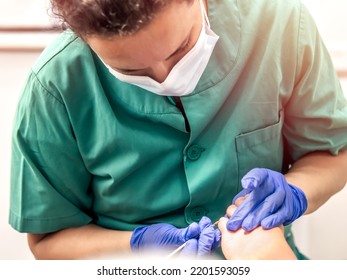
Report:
180,216,221,258
227,168,308,232
130,222,200,254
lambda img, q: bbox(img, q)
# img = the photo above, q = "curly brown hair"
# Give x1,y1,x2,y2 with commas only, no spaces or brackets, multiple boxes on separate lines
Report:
50,0,193,38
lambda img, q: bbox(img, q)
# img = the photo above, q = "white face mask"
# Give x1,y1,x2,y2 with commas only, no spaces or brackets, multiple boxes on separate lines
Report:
104,0,219,96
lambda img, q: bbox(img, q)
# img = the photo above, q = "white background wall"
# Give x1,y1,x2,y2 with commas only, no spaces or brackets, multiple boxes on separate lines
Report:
0,0,346,260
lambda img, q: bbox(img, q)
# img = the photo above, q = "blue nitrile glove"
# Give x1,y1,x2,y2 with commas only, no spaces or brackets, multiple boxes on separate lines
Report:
179,239,198,258
227,168,308,232
196,216,221,257
180,216,221,258
130,222,200,253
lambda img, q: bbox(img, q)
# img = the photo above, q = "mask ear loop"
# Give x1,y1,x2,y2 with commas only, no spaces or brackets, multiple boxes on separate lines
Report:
200,0,211,28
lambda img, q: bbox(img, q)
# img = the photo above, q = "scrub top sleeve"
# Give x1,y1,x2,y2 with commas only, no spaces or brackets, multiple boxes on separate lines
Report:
10,72,93,234
283,3,347,161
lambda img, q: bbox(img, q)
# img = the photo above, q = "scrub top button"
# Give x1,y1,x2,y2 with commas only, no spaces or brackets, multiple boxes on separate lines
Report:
190,206,208,222
187,145,204,161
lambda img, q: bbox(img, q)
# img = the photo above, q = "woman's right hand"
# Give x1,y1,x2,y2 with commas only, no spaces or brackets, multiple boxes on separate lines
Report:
130,216,220,258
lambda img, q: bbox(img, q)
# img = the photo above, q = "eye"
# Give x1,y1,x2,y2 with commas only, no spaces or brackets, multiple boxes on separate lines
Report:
112,67,146,76
179,38,191,54
121,69,140,74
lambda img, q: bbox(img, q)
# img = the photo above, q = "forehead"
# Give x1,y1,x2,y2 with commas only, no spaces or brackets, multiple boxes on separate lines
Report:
87,1,198,69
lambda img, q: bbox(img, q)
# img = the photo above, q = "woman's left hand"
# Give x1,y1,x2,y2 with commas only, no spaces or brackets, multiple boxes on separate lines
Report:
227,168,308,231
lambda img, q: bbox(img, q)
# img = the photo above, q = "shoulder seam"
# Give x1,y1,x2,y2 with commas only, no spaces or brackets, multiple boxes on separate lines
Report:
30,70,64,105
33,34,80,75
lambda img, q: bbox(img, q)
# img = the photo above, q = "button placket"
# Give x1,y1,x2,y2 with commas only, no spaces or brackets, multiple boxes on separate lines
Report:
190,206,208,222
186,144,205,161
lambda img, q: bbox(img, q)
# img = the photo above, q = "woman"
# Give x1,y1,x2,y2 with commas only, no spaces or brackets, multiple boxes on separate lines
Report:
10,0,347,259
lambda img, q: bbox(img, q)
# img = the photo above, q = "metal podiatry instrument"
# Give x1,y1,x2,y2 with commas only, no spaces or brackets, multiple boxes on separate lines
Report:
166,220,220,259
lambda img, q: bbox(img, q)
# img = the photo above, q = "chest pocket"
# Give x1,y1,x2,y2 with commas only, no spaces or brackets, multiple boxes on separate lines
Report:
235,110,284,190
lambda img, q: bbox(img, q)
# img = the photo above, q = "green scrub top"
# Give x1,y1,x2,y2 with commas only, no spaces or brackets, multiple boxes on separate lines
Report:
10,0,347,258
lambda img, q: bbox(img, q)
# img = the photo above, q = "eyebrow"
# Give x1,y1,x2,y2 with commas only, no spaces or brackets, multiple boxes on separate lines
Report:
115,33,191,73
